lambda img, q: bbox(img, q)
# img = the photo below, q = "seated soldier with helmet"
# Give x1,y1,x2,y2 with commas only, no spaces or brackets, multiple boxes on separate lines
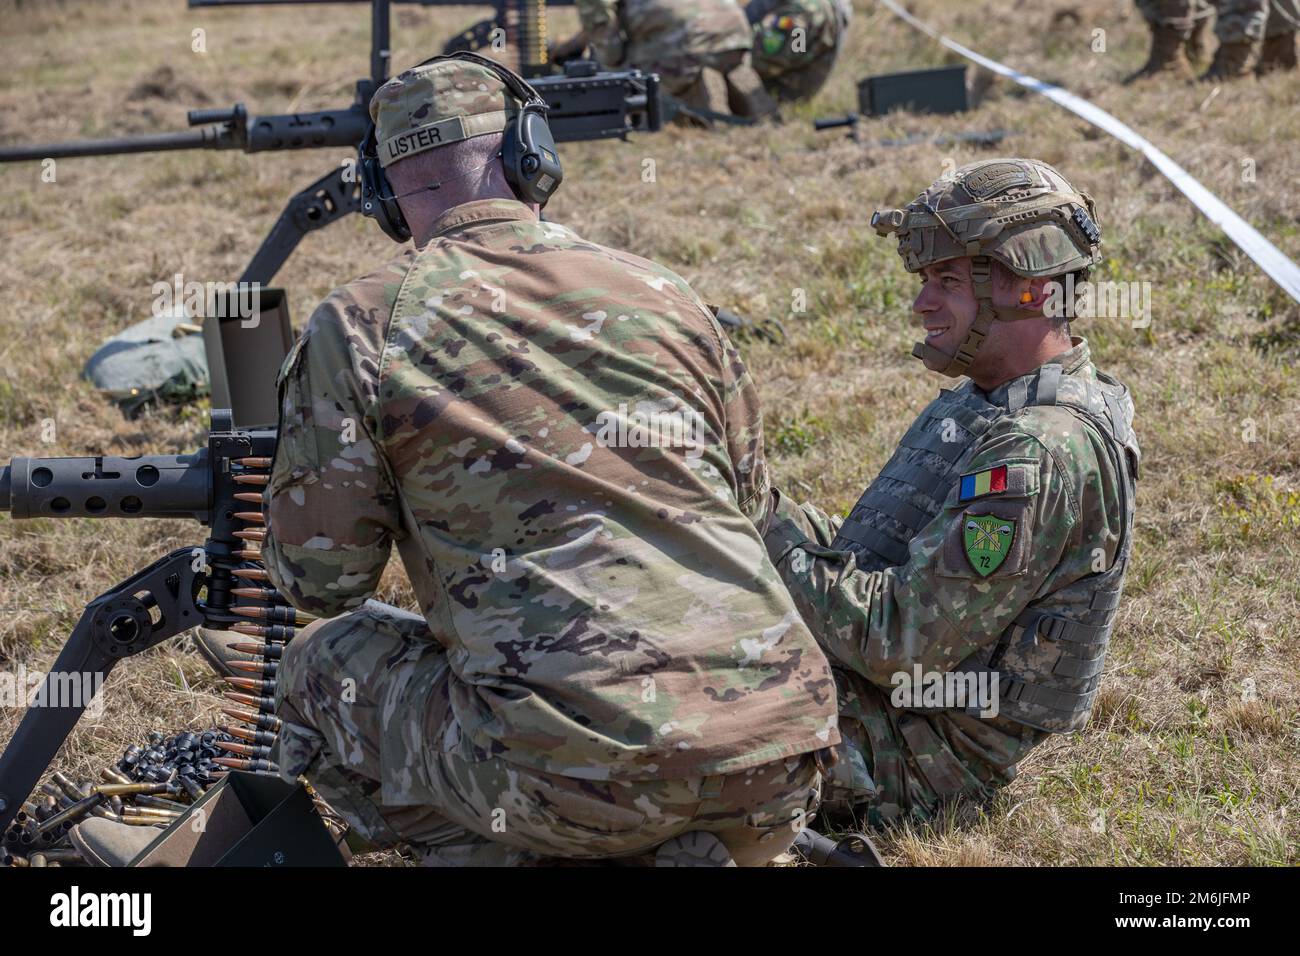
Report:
761,159,1140,826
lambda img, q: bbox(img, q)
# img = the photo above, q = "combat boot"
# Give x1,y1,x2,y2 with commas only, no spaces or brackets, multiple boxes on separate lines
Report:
1256,32,1298,74
1124,24,1194,82
69,817,163,867
192,625,261,678
1201,40,1257,80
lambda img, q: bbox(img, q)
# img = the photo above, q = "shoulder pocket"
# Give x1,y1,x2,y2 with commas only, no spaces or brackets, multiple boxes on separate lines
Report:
271,334,320,487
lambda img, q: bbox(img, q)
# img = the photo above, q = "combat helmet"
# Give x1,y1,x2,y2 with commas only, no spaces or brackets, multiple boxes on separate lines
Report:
871,158,1102,377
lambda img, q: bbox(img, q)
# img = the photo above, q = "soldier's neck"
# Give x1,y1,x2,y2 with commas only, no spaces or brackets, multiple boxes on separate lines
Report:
969,330,1074,391
402,179,532,247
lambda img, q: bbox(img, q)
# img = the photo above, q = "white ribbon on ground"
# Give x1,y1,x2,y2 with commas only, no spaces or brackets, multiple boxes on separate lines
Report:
876,0,1300,304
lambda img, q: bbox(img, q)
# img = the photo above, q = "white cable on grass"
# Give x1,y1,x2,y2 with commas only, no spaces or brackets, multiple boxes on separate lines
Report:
877,0,1300,304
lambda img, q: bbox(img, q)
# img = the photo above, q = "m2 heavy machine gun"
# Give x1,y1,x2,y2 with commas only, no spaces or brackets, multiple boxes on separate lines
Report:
0,0,660,426
0,415,881,867
0,412,277,836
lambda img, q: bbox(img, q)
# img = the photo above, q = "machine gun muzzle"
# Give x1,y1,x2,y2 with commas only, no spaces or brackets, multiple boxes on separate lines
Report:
0,452,210,522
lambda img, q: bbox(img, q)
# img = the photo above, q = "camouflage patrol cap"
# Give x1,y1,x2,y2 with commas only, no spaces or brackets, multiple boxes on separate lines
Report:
871,158,1102,278
369,57,524,168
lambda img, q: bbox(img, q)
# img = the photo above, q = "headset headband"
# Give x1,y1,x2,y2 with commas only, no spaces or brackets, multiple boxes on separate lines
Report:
371,52,548,167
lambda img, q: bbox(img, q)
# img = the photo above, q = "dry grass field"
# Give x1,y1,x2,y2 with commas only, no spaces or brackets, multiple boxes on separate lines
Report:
0,0,1297,866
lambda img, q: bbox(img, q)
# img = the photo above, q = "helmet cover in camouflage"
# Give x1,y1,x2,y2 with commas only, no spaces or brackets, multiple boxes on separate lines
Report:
871,157,1102,280
369,56,526,167
870,158,1103,377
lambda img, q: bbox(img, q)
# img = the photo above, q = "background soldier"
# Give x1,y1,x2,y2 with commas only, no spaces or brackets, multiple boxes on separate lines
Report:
746,0,853,102
554,0,780,120
1131,0,1298,79
257,54,837,865
760,159,1140,825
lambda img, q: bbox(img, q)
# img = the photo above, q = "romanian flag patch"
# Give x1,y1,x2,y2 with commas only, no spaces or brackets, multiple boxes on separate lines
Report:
959,464,1008,501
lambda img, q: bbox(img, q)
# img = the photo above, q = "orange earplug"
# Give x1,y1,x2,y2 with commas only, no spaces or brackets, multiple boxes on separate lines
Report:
1020,291,1033,304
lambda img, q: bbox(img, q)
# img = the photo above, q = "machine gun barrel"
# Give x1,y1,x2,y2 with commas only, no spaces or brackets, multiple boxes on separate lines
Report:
0,128,227,162
1,453,211,522
0,68,656,164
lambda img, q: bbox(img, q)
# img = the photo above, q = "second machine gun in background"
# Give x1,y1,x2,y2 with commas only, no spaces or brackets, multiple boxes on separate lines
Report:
0,0,661,424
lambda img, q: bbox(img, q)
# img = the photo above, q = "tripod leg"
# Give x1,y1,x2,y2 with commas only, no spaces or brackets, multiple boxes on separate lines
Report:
0,548,203,832
238,164,363,287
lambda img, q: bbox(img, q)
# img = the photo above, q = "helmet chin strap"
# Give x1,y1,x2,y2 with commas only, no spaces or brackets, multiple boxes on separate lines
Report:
911,255,1039,379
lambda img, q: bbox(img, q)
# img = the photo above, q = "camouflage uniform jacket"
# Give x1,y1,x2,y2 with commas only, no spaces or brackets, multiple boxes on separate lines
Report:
764,340,1134,786
263,198,839,781
577,0,753,68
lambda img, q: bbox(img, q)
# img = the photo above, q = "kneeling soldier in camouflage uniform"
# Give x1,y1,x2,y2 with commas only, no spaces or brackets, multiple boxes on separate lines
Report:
746,0,853,102
261,54,838,866
762,159,1140,826
554,0,781,121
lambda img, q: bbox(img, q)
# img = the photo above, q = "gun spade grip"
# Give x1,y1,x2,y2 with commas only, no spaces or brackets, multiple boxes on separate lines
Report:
4,453,210,522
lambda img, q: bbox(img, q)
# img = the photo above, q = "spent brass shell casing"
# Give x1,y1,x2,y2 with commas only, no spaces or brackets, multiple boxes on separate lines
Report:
223,692,275,712
230,622,296,641
234,529,266,542
216,740,273,760
52,772,89,803
233,512,267,525
6,854,29,867
233,473,270,487
221,707,282,732
40,784,73,811
232,568,271,582
37,793,103,835
39,848,86,864
29,852,48,867
123,807,181,820
224,676,277,695
220,725,278,747
235,457,273,469
100,767,132,785
117,816,169,827
229,660,280,678
179,776,205,801
93,782,170,797
233,492,265,504
228,641,285,660
213,757,279,773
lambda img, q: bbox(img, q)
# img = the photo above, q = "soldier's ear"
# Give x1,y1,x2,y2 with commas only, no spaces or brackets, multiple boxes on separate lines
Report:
1020,276,1054,311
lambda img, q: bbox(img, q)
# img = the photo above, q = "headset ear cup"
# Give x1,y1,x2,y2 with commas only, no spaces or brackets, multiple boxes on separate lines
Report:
508,110,563,206
359,153,411,243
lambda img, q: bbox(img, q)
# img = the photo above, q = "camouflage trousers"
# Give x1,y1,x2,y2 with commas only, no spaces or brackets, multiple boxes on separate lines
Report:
648,47,780,120
818,668,1035,829
272,601,821,866
1136,0,1297,39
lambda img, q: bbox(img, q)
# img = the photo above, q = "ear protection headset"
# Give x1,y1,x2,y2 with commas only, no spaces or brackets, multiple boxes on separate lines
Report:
358,51,563,243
